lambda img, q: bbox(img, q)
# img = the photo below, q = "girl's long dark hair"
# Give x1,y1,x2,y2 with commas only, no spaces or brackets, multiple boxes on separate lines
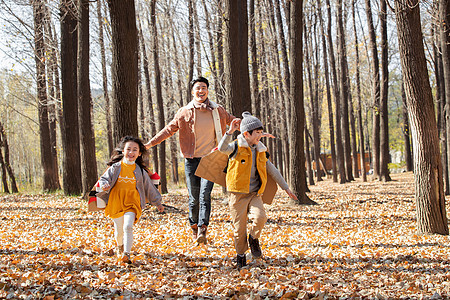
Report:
107,136,150,173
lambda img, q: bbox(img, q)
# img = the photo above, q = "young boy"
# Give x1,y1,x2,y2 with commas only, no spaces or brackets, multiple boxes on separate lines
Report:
218,112,298,269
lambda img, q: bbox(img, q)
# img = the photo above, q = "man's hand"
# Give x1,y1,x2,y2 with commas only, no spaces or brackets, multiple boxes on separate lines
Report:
157,204,164,213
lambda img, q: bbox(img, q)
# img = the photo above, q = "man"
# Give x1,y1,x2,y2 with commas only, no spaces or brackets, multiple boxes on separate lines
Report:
145,77,238,244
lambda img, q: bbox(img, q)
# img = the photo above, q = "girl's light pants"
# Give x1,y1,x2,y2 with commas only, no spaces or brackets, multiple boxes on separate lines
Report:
113,211,136,253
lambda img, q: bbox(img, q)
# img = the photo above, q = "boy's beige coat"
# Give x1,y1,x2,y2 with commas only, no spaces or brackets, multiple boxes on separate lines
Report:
195,149,278,205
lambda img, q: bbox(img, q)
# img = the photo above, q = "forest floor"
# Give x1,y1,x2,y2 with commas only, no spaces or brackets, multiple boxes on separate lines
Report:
1,171,450,299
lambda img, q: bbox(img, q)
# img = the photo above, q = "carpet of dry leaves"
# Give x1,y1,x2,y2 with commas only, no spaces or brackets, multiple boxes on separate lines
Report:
1,172,450,299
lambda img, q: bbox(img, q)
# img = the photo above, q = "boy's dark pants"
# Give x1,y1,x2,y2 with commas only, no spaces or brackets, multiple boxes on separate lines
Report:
228,192,267,255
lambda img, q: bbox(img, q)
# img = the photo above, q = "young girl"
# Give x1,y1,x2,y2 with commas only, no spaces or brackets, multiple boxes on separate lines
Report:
97,136,164,263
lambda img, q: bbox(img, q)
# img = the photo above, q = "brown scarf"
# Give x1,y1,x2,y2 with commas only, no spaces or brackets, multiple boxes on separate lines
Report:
192,99,213,111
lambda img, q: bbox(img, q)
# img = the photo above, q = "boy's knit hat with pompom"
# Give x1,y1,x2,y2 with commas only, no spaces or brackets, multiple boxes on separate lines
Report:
240,111,264,133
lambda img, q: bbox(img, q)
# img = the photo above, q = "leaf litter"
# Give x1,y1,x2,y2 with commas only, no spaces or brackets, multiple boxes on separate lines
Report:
0,172,449,299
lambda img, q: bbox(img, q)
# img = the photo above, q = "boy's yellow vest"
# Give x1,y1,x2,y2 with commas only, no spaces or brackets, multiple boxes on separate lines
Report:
226,135,268,194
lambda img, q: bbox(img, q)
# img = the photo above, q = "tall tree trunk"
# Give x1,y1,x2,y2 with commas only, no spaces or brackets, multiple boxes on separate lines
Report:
440,0,450,190
60,0,82,195
193,0,202,76
97,0,113,155
304,18,321,182
305,127,315,186
435,23,449,194
107,0,139,143
249,0,259,115
336,0,353,181
319,0,337,182
43,4,61,190
150,0,167,193
394,0,448,235
139,20,159,172
289,0,316,205
216,0,226,106
401,81,413,172
224,0,251,115
0,147,9,193
365,0,381,180
326,0,346,183
379,0,391,181
0,122,18,193
186,0,195,104
352,0,367,182
201,0,219,95
34,0,59,192
78,0,97,194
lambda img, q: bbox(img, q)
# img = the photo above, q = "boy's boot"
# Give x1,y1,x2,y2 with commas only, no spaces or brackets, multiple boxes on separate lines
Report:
236,254,247,269
191,224,198,242
197,225,208,244
249,234,262,258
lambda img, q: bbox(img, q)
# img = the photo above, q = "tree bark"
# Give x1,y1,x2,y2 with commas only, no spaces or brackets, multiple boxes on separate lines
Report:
289,0,316,205
0,146,9,193
379,0,391,181
43,3,61,190
78,0,97,194
435,23,449,194
336,0,353,181
60,0,82,195
394,0,448,235
224,0,252,115
34,0,59,192
352,0,366,182
440,0,450,193
319,0,337,182
97,0,114,155
401,81,413,172
326,0,346,183
186,0,195,104
138,20,159,172
0,122,18,193
249,0,259,115
149,0,168,194
107,0,139,143
365,0,381,180
193,0,202,76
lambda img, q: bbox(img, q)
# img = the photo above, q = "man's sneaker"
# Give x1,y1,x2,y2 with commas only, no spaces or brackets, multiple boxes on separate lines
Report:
249,234,262,258
191,224,198,242
197,225,208,244
236,254,247,269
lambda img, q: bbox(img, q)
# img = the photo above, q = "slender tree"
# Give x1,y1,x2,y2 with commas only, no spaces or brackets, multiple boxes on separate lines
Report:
326,0,346,183
138,19,159,172
365,0,381,179
289,0,316,205
319,0,337,182
379,0,391,181
149,0,168,193
34,0,59,192
107,0,139,142
394,0,448,235
60,0,82,195
78,0,97,194
352,0,366,182
0,122,18,193
97,0,114,154
223,0,252,115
